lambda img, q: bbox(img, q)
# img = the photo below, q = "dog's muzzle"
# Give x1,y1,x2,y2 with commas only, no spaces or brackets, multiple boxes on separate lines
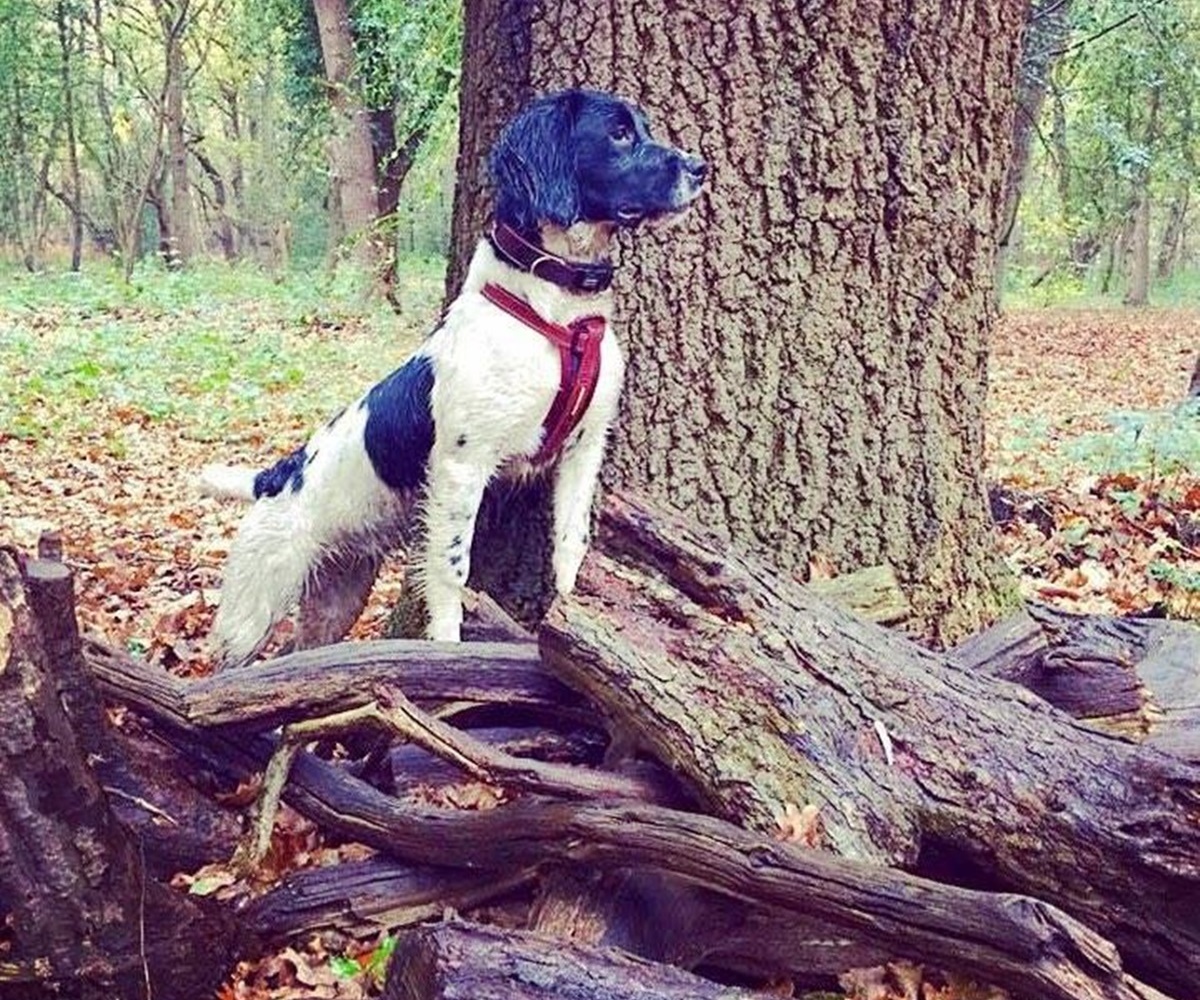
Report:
672,154,708,210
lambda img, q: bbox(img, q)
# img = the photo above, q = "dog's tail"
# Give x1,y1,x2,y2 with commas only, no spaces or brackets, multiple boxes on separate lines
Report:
197,464,258,502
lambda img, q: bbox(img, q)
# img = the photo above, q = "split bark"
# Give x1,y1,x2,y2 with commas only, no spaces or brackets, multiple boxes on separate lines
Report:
538,492,1200,997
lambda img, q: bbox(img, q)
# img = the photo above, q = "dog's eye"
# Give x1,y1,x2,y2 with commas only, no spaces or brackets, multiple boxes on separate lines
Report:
610,125,634,146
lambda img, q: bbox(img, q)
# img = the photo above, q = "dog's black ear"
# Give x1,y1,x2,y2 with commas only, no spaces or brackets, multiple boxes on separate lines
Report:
489,92,582,232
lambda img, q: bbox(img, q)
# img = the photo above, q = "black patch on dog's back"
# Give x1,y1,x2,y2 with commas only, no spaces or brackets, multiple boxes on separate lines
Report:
363,355,435,491
254,446,307,498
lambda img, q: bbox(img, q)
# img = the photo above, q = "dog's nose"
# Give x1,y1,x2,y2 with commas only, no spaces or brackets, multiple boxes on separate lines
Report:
684,154,708,181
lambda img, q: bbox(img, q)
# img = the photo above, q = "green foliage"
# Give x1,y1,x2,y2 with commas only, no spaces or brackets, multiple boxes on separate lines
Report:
0,256,443,445
1065,406,1200,476
330,935,397,988
0,0,461,272
1007,0,1200,305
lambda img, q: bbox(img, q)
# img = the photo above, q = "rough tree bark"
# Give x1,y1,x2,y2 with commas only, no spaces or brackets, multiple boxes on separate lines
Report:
1124,85,1160,307
450,0,1025,643
312,0,386,281
0,551,234,998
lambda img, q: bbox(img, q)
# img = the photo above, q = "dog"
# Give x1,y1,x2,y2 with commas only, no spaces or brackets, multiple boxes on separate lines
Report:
198,89,706,668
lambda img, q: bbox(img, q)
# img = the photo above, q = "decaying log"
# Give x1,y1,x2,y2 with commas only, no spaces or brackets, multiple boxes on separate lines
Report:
952,607,1147,727
1029,603,1200,760
83,633,1165,1000
383,920,765,1000
104,727,242,877
958,604,1200,757
218,724,1165,1000
0,551,235,1000
23,555,240,875
245,858,533,943
84,636,579,730
537,493,1200,997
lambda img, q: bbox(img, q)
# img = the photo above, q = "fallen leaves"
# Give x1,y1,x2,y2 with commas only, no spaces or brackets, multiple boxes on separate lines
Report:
990,308,1200,620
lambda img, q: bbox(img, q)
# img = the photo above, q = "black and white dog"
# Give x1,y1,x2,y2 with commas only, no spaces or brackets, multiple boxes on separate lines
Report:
199,89,706,668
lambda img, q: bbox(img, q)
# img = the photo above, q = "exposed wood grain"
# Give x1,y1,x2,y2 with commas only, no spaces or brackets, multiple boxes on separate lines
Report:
383,921,765,1000
536,492,1200,997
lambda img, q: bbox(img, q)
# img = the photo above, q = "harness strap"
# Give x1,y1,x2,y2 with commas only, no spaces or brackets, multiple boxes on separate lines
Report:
481,282,606,463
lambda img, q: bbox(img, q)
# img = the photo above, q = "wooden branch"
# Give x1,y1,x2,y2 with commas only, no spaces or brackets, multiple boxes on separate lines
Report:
269,754,1164,1000
383,921,768,1000
388,726,606,793
244,859,534,943
109,680,1166,1000
84,636,579,731
537,492,1200,996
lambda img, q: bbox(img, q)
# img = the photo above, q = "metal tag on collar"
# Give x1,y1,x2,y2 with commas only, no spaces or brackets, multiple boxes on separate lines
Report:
577,269,607,293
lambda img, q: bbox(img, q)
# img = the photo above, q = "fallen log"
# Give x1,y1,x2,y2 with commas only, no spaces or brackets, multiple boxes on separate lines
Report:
84,636,579,731
383,920,766,1000
245,858,533,943
537,493,1200,997
954,604,1200,758
88,639,1165,1000
276,758,1164,1000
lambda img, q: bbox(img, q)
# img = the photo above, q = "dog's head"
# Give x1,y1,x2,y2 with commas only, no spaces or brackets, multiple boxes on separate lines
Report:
489,89,706,236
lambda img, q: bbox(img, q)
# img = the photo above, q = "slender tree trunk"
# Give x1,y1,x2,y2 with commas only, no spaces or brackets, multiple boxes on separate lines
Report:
997,0,1073,278
451,0,1023,643
1156,190,1188,281
311,0,384,281
162,3,194,267
1188,355,1200,399
192,147,236,261
1124,85,1160,307
1124,185,1151,306
221,84,247,256
55,0,83,270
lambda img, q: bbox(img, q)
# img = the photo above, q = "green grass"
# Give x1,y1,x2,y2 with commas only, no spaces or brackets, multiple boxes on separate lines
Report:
0,256,446,445
1001,264,1200,309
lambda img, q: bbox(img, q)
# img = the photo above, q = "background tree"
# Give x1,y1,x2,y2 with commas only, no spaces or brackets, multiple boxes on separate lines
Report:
453,0,1025,642
1011,0,1200,300
997,0,1073,279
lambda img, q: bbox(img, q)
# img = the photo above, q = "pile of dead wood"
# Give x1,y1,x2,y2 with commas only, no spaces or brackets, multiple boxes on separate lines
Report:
2,492,1199,1000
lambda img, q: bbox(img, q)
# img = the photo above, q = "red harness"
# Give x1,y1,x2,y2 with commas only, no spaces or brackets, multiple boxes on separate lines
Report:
481,282,606,464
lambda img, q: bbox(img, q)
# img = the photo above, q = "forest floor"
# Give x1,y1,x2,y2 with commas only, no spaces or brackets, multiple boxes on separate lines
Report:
1,262,1198,996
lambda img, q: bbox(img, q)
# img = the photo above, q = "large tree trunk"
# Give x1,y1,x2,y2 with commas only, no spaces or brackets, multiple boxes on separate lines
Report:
312,0,386,283
449,0,1023,643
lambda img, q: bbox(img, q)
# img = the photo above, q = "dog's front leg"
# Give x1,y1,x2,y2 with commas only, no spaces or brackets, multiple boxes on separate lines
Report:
422,452,495,641
551,422,611,596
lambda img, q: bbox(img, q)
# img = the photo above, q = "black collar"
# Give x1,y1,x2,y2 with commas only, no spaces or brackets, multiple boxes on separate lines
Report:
487,221,614,294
